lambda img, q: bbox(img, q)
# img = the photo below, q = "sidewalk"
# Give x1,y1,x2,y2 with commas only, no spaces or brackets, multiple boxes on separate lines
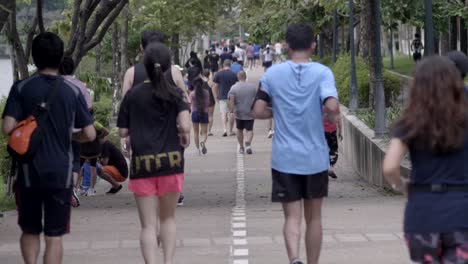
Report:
0,66,408,263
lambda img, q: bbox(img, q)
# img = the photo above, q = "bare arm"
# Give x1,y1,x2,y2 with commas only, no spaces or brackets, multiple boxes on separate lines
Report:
251,99,272,119
171,66,186,92
122,67,134,96
229,95,235,114
383,138,409,192
119,128,129,138
212,83,219,102
323,97,340,124
2,116,17,135
73,125,96,143
177,110,191,148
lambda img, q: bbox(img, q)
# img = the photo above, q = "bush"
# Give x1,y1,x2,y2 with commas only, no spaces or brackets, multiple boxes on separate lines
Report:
0,97,15,211
311,55,333,67
93,95,113,128
331,54,403,108
77,73,112,101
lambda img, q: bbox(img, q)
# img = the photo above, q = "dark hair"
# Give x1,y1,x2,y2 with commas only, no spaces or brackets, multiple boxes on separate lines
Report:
395,56,467,153
236,43,240,48
446,51,468,79
202,69,210,78
144,42,181,104
205,50,209,55
286,24,314,51
32,32,64,70
193,77,205,120
59,56,75,75
190,51,197,58
232,57,238,62
223,47,228,52
141,31,165,49
415,33,420,39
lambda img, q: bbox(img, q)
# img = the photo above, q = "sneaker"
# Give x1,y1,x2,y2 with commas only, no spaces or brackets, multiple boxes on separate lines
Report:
246,146,253,155
71,188,80,208
328,171,338,179
196,148,201,156
106,185,123,195
79,187,88,196
291,261,304,264
200,142,207,155
177,194,185,206
222,132,228,137
268,130,274,138
239,148,245,154
208,132,214,136
86,188,96,196
229,132,236,136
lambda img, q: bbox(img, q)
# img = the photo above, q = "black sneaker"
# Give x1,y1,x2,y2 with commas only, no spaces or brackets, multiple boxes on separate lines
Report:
328,171,338,179
106,185,123,195
246,146,253,155
201,142,207,155
177,194,185,206
222,132,228,137
291,261,304,264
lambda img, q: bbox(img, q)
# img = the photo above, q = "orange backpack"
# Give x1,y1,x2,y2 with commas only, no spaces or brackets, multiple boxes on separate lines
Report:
7,78,62,159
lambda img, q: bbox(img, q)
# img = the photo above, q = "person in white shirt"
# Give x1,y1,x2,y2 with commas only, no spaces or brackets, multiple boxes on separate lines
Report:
234,43,246,66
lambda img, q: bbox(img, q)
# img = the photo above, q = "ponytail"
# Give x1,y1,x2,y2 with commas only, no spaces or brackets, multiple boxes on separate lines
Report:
148,63,180,103
193,77,205,120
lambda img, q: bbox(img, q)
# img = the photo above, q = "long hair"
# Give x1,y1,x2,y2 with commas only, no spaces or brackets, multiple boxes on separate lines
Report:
144,42,181,105
395,56,467,153
192,77,205,120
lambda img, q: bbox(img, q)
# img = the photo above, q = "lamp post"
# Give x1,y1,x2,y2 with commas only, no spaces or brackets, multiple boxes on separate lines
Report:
332,10,338,63
373,0,386,138
349,0,358,112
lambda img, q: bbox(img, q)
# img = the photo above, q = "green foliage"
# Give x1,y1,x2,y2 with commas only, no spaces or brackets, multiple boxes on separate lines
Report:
311,55,333,67
0,98,14,212
76,73,112,101
383,56,415,76
107,128,122,151
332,54,370,107
93,95,113,128
356,107,403,131
332,54,403,108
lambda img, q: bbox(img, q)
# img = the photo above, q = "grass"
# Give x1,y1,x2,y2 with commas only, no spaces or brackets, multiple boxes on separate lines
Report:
383,55,415,76
0,180,15,214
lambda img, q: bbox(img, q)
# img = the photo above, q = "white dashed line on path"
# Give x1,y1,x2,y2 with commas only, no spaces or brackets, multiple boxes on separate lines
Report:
230,150,249,264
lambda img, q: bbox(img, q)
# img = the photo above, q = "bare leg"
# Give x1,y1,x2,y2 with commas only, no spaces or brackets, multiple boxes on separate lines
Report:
220,110,228,134
208,106,215,134
44,236,63,264
245,130,254,144
158,193,179,264
90,166,97,188
135,195,158,264
20,233,40,264
237,129,244,149
282,201,302,262
304,199,323,264
229,114,235,134
98,172,120,188
200,124,208,144
193,122,200,150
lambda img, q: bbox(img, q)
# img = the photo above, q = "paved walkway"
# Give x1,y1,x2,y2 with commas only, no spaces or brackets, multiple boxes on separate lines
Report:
0,67,408,263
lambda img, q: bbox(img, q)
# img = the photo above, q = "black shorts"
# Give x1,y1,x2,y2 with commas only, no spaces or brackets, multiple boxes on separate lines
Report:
272,169,328,202
263,61,273,68
192,111,209,124
72,141,81,173
15,185,72,237
80,157,98,167
236,119,254,131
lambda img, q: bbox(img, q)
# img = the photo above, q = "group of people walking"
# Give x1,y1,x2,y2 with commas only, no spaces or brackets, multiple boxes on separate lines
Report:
2,21,468,264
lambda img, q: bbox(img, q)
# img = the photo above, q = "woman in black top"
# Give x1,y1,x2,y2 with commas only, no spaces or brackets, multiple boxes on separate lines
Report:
118,42,190,264
383,56,468,263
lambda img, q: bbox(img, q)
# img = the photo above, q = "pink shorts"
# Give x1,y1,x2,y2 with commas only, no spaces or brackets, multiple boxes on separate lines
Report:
128,174,184,197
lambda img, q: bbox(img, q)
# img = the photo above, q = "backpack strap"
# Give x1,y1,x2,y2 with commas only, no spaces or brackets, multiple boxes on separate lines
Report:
35,77,63,125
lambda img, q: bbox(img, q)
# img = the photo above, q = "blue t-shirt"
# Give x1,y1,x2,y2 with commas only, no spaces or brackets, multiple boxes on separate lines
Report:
231,63,243,75
214,69,238,100
253,44,260,55
394,128,468,234
260,61,338,175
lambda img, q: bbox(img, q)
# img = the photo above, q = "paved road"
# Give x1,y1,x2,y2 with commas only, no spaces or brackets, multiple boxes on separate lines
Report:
0,67,408,263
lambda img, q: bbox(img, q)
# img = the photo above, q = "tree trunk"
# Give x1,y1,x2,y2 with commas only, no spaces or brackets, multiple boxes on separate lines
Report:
120,3,129,83
95,44,102,75
7,30,19,82
381,27,390,57
5,4,29,80
460,17,467,54
112,23,121,118
450,16,458,50
332,10,338,63
37,0,45,33
359,0,372,63
0,0,14,32
171,34,180,65
341,21,345,52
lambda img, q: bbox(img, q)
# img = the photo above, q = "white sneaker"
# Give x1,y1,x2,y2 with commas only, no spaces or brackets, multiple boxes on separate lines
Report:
86,188,96,196
268,130,274,138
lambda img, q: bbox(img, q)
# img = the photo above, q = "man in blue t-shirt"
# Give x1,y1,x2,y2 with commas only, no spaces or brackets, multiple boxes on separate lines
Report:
252,24,340,264
2,32,95,264
253,44,261,67
213,59,238,137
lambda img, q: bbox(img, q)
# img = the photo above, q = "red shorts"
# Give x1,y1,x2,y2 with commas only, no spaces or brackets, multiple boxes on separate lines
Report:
128,174,184,197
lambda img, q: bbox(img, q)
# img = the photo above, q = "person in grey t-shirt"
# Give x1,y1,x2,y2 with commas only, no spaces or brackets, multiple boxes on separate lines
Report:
228,71,257,154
